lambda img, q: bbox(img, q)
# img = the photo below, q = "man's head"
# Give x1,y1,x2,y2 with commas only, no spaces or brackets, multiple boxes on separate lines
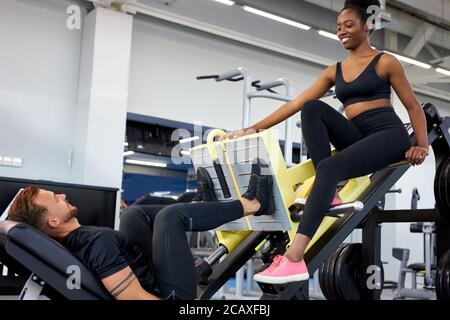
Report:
8,186,78,237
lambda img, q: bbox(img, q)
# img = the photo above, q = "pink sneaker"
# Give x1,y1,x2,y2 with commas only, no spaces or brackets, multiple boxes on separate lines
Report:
254,255,309,284
295,197,343,206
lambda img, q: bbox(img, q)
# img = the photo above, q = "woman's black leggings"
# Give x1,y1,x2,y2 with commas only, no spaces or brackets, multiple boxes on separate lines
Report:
119,200,243,300
298,100,412,238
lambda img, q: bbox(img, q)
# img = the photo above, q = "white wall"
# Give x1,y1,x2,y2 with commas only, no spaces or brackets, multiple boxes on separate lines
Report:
128,16,342,144
72,7,132,189
0,0,82,182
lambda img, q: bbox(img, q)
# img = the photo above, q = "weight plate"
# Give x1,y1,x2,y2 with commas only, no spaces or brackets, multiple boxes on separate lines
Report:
336,244,362,300
318,260,328,300
437,159,448,219
331,244,350,300
436,157,450,221
333,245,351,300
443,158,450,216
335,243,364,300
442,251,450,299
436,261,443,299
324,244,342,300
437,250,450,300
443,264,450,300
434,157,445,219
323,247,339,300
439,252,450,300
330,244,350,300
440,157,449,213
321,243,347,300
319,252,333,300
445,261,450,300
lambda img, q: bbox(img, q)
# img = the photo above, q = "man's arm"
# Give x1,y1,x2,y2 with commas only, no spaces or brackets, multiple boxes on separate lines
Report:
101,266,160,300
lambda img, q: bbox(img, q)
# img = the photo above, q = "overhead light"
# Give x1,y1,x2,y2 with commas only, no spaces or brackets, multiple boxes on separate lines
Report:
180,150,190,156
123,151,135,157
125,159,167,168
179,136,200,144
386,51,431,69
211,0,235,5
436,67,450,76
243,6,311,30
318,30,339,41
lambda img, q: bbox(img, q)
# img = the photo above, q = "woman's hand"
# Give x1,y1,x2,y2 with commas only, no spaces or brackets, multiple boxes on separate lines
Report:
405,146,429,166
226,127,257,139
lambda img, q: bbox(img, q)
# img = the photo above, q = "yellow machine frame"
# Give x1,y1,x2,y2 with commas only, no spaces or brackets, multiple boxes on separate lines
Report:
190,129,371,254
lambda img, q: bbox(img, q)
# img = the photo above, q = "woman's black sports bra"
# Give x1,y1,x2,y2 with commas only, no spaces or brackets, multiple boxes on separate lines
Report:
335,52,391,108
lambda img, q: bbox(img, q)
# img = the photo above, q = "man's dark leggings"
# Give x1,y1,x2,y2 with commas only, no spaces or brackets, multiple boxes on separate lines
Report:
119,200,243,300
298,100,412,238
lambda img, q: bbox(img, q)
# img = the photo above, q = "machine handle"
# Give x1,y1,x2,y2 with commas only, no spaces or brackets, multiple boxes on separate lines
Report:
196,74,247,83
290,201,364,222
196,75,219,80
206,129,231,198
213,160,231,198
206,129,228,159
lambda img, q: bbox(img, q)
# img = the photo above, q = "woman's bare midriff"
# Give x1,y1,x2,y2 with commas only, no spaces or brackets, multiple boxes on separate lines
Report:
345,99,393,121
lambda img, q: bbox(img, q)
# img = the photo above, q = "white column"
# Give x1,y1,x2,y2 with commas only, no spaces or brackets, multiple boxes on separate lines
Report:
72,7,132,190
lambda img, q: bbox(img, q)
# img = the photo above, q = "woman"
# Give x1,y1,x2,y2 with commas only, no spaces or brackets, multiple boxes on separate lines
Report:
229,0,430,284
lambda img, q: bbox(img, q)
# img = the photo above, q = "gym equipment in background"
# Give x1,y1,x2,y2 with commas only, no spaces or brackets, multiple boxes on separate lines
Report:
391,188,437,300
196,67,296,166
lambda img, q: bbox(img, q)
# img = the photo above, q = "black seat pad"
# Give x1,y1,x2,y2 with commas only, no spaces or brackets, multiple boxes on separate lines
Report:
0,221,112,299
407,263,437,271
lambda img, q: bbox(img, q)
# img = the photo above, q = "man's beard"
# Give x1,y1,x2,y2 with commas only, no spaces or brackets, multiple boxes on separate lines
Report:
63,206,78,222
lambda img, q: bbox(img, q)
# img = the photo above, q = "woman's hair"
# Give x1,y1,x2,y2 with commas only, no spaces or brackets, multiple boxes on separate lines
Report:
341,0,381,23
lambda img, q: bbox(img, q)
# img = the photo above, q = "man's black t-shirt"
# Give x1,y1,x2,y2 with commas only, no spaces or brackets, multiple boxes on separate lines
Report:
62,226,156,294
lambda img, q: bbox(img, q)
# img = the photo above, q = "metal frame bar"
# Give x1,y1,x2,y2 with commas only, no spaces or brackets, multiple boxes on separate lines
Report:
19,273,44,300
376,209,442,223
197,231,269,300
247,79,295,164
361,207,383,300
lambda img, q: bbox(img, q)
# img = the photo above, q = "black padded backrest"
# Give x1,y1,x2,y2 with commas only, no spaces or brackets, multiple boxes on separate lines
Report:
0,221,112,300
392,247,409,261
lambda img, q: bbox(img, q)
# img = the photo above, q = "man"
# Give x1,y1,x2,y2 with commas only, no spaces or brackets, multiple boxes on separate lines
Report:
7,169,274,300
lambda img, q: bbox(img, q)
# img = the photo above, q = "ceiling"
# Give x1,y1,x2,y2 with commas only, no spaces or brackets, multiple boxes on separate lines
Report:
83,0,450,101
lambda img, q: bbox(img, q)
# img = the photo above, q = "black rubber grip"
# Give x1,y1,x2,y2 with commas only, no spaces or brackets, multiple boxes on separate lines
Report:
227,76,244,82
410,223,423,233
196,75,219,80
213,160,231,198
